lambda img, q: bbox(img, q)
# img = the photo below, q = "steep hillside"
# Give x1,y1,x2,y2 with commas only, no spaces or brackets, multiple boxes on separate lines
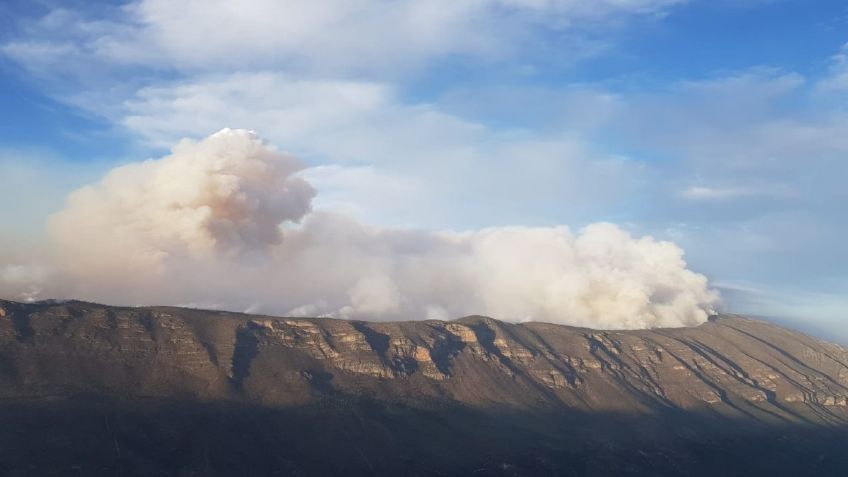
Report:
0,299,847,476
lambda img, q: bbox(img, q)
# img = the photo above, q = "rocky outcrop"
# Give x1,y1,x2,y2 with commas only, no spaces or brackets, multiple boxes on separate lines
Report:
4,299,848,476
0,299,847,425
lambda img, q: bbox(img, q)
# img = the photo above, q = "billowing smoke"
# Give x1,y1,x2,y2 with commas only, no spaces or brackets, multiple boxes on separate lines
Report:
1,129,718,329
49,128,315,273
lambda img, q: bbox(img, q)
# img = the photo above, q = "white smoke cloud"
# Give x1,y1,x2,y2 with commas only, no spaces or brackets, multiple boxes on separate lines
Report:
49,129,315,274
1,129,718,329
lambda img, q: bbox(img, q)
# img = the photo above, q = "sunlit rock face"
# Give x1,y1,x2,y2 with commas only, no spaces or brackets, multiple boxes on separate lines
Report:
2,299,848,476
2,299,847,421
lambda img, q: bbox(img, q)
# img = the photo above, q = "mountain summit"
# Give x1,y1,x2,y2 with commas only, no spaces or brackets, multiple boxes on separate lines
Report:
1,299,847,476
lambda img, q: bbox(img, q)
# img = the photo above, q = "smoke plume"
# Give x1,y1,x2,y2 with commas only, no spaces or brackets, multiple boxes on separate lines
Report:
1,129,718,329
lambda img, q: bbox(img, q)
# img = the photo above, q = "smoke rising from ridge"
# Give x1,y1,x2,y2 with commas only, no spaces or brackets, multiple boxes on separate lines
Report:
1,129,718,329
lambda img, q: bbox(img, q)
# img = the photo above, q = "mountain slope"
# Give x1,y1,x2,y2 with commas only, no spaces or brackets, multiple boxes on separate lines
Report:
1,299,847,476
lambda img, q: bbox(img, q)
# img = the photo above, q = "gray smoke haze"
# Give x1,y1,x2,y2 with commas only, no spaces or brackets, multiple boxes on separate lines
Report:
0,129,719,329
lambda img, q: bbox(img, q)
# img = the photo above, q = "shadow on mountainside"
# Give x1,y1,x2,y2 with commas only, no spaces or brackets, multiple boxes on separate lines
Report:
3,300,848,476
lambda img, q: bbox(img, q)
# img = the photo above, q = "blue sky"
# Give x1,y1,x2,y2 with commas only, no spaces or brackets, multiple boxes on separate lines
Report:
1,0,847,339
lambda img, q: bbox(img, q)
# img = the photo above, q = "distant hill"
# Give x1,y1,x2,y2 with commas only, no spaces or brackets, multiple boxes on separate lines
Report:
1,299,847,476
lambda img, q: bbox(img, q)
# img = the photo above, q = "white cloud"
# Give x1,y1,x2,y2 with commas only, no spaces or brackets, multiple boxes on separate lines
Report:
3,0,688,75
818,42,848,92
0,0,666,233
1,129,718,329
301,165,425,224
483,64,848,323
679,184,795,201
99,71,644,229
680,186,753,200
49,129,315,273
114,72,393,152
601,68,848,210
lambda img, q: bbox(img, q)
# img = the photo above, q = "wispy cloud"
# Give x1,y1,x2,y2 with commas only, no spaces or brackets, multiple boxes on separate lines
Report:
3,0,688,77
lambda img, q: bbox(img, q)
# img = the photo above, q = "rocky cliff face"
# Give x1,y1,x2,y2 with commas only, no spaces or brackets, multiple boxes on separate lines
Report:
1,299,848,476
1,299,846,422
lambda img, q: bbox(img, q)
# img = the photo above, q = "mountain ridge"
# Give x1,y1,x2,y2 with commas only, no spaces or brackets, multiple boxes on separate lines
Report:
1,298,847,420
2,298,848,476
